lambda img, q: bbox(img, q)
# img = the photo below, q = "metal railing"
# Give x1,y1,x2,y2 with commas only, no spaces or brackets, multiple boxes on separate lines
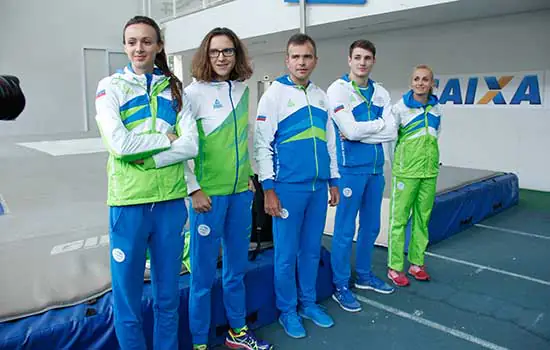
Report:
148,0,236,22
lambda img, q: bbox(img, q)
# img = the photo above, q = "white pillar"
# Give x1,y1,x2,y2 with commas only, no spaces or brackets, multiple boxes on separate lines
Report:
172,55,185,82
299,0,306,34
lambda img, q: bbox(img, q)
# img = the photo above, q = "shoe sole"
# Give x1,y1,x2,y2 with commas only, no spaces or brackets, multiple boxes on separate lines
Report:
354,283,395,294
225,339,252,350
225,339,273,350
331,294,362,313
298,310,335,328
278,317,306,339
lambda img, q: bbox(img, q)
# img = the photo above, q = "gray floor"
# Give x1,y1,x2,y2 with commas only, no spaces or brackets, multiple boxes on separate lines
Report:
1,133,548,349
234,193,550,350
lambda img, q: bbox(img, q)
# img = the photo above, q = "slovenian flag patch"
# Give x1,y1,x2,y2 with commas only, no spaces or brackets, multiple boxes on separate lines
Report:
257,115,267,121
96,89,106,99
333,104,345,113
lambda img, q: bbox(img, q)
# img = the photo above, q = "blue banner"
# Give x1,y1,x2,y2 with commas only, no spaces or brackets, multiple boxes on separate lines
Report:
285,0,367,4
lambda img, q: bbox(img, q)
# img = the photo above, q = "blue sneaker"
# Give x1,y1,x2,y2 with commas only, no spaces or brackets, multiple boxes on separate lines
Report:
279,312,306,339
298,304,334,328
225,326,273,350
332,285,362,312
355,273,395,294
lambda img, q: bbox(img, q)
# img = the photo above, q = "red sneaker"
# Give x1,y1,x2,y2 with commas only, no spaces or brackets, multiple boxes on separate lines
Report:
387,269,410,287
408,265,431,281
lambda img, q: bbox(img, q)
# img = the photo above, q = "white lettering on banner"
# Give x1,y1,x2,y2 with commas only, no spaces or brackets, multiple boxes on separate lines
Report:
434,71,547,108
50,235,109,255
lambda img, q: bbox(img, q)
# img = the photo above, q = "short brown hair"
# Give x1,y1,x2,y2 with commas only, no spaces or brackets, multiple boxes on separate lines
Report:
349,39,376,58
286,33,317,57
191,27,253,82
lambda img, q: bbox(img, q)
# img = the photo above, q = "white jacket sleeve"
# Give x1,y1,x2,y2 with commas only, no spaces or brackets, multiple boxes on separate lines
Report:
95,77,171,162
181,83,201,193
387,103,403,164
326,103,340,186
360,96,397,144
254,88,279,191
149,93,199,168
327,83,384,141
183,160,201,194
437,106,443,138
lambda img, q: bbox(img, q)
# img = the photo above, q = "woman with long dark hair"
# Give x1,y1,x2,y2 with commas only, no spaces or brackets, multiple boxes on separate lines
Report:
95,15,198,350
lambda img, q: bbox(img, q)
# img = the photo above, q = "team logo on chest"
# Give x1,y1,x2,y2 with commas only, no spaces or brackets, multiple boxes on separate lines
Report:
213,99,223,109
287,99,296,108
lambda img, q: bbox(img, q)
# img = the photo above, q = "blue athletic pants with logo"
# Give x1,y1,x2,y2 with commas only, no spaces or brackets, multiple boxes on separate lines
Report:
272,184,328,314
188,191,253,345
331,173,385,288
109,198,187,350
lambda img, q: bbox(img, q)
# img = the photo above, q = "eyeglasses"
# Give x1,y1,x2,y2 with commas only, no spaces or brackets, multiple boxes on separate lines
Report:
208,48,236,58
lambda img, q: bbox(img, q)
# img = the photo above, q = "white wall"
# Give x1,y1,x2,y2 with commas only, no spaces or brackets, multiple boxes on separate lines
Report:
0,0,142,136
246,11,550,191
163,0,457,54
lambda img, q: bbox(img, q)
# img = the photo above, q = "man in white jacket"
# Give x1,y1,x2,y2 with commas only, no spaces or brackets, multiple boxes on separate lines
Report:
327,40,397,313
254,33,340,339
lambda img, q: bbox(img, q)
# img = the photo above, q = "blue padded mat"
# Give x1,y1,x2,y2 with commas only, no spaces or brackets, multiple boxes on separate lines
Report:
404,173,519,251
0,247,334,350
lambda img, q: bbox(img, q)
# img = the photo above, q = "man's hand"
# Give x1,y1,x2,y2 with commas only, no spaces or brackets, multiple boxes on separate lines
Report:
264,189,282,217
248,178,256,193
132,159,144,164
167,133,178,143
191,190,212,213
329,186,340,206
373,118,385,132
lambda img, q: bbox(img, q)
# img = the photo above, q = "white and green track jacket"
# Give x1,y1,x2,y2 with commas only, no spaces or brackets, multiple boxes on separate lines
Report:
95,66,198,206
391,90,442,179
183,80,253,196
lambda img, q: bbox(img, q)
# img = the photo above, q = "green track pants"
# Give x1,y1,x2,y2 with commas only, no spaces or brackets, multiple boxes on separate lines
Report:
388,176,437,271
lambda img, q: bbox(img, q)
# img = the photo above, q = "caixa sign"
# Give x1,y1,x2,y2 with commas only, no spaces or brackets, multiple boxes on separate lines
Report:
435,71,545,107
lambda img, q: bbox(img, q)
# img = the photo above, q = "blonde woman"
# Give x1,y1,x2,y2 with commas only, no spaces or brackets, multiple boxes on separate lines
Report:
387,65,442,287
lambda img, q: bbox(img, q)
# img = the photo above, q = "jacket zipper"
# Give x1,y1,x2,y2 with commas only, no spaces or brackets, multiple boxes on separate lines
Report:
424,105,432,177
352,82,378,174
228,81,240,194
130,75,168,133
368,107,379,174
302,86,318,191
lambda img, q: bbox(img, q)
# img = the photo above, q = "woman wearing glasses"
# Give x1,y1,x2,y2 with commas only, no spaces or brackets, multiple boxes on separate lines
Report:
184,28,273,350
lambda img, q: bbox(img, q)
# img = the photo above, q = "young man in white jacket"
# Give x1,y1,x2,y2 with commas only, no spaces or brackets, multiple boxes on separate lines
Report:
327,40,397,313
254,33,340,339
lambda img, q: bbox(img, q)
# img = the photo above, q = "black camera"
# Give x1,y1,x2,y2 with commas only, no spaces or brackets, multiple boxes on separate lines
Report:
0,75,26,121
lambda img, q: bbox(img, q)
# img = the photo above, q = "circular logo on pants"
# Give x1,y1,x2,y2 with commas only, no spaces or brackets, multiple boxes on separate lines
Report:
397,182,405,191
198,224,211,236
112,248,125,263
343,187,353,198
280,208,289,219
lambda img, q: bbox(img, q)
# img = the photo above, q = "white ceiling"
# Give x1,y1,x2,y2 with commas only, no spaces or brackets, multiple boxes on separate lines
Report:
237,0,550,57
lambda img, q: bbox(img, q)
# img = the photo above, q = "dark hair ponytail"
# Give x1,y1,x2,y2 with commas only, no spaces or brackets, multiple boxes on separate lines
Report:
123,15,183,113
155,50,183,113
